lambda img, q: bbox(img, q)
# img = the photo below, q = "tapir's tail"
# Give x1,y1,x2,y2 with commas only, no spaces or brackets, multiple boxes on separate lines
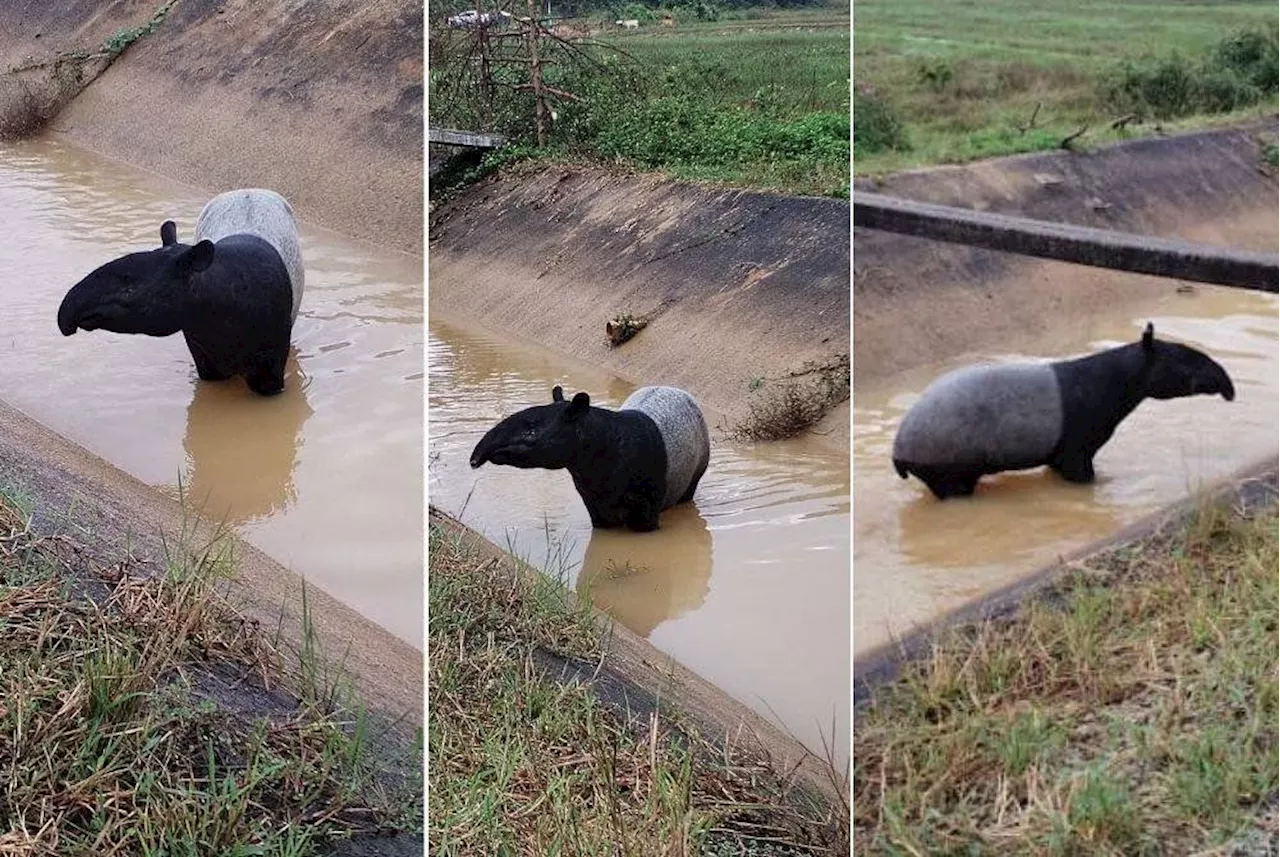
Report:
893,459,909,479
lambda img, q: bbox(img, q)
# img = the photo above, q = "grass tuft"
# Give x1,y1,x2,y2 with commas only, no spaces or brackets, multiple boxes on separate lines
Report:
854,496,1279,854
730,354,850,441
428,509,846,854
0,486,420,855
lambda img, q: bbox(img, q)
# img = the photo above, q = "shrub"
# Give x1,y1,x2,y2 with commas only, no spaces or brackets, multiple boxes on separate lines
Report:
853,86,908,155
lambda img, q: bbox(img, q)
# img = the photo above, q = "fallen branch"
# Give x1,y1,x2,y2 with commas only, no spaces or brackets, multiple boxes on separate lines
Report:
1059,124,1089,150
1017,101,1041,135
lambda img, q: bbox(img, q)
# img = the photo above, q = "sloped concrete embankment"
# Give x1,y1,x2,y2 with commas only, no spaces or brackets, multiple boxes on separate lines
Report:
852,123,1279,692
854,122,1278,384
0,0,423,253
429,167,852,446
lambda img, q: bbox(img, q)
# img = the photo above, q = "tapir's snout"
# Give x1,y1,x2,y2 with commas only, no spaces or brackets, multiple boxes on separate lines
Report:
470,434,493,469
1211,365,1235,401
57,296,80,336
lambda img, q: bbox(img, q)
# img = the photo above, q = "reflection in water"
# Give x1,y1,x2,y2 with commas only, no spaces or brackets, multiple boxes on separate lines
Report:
895,469,1120,569
0,139,423,648
577,503,713,637
181,349,314,525
854,288,1279,660
428,308,850,765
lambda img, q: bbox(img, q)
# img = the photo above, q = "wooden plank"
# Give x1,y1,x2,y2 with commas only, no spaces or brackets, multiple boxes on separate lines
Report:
852,190,1279,293
428,127,507,149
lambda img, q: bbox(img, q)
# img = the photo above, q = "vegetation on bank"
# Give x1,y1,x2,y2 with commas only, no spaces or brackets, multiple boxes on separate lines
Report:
0,0,178,140
853,0,1278,172
732,354,850,441
854,493,1279,854
428,510,848,854
0,488,421,855
429,2,849,199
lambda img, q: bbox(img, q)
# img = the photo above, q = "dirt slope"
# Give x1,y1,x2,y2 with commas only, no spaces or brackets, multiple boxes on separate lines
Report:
0,0,423,253
429,166,851,446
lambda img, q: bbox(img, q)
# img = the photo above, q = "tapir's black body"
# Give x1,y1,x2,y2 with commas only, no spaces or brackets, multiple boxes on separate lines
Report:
893,323,1236,500
177,236,292,395
470,385,708,532
57,223,293,396
562,407,669,531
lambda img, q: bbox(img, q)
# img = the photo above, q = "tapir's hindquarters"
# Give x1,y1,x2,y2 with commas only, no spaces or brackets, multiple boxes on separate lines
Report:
621,386,711,509
195,189,305,324
893,363,1064,474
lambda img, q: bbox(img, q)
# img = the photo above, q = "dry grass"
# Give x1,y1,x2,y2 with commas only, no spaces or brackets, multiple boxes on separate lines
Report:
427,510,847,855
731,355,850,442
0,488,420,855
854,496,1279,855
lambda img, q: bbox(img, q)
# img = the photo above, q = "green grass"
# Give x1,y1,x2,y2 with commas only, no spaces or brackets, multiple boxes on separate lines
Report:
429,3,850,197
0,488,421,855
853,0,1278,172
427,510,846,854
854,497,1279,854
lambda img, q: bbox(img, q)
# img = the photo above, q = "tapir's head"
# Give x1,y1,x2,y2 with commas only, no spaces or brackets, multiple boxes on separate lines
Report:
1138,322,1235,402
57,221,215,338
470,385,592,470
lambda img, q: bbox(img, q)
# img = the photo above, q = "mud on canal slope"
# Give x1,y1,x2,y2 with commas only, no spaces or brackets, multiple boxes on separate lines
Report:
0,0,423,253
853,124,1279,672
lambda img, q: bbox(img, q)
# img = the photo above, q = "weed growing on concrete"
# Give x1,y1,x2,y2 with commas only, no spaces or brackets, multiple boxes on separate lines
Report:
0,0,178,140
731,354,850,441
101,0,179,58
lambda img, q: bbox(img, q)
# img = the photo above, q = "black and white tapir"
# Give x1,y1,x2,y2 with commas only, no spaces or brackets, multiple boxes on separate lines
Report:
893,322,1235,500
57,189,305,396
470,385,711,531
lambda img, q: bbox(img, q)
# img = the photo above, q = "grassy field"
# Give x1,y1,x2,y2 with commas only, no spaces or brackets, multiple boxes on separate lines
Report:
0,488,421,855
429,3,850,197
853,0,1278,172
427,509,847,855
854,493,1279,854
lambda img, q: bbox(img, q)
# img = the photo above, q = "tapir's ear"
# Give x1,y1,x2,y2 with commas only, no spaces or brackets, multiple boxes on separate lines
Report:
178,240,215,275
552,385,564,402
567,391,590,418
1142,322,1154,350
160,220,178,247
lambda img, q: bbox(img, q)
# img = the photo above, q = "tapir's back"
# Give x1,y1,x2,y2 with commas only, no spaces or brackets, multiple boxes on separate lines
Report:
620,386,711,509
893,362,1063,472
196,189,305,324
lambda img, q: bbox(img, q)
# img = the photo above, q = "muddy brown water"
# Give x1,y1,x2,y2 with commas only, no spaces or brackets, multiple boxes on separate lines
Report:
0,138,424,648
854,286,1278,660
428,312,851,765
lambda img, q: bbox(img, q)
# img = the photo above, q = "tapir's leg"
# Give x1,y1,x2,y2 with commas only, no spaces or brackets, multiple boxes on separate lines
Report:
679,460,708,504
1050,452,1095,484
245,346,288,397
913,466,980,500
184,335,232,382
626,507,660,532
